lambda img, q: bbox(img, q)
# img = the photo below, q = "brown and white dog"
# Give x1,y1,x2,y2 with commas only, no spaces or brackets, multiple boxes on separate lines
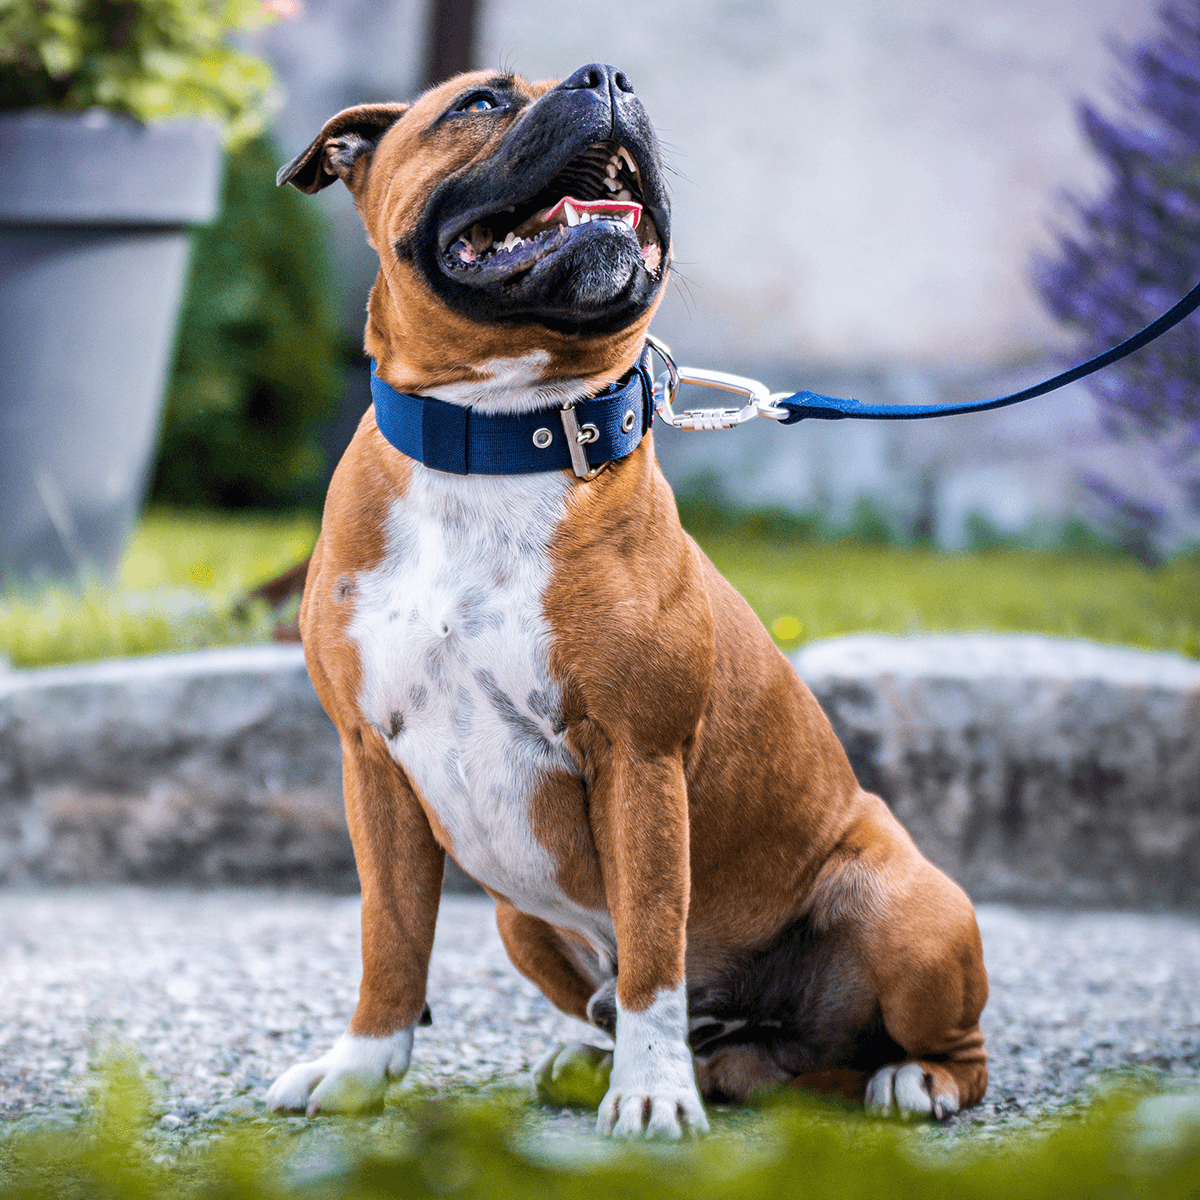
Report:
263,63,988,1139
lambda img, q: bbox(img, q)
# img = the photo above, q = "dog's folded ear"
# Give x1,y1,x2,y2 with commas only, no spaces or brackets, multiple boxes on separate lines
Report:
277,103,409,194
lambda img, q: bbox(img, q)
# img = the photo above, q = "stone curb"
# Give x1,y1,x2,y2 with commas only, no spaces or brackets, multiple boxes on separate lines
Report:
0,646,356,888
793,635,1200,907
1,637,1197,904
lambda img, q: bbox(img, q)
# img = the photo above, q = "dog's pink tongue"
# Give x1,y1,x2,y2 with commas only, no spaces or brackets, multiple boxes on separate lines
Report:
547,196,642,229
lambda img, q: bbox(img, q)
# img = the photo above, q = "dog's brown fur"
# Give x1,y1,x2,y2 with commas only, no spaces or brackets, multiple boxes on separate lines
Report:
278,68,988,1124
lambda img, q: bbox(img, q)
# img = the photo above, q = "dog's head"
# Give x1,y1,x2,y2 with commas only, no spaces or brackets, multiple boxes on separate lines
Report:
280,64,671,394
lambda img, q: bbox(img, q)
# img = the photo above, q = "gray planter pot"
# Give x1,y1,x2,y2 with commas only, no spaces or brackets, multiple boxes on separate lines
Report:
0,111,223,587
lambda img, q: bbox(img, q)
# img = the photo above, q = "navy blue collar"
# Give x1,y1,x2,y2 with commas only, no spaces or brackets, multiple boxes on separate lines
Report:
370,349,655,478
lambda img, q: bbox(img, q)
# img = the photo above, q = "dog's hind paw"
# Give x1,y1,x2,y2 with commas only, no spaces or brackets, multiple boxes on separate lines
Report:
531,1042,612,1110
265,1030,413,1116
865,1062,960,1121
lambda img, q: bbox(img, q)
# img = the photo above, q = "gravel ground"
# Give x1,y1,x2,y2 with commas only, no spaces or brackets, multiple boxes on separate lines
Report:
2,888,1199,1140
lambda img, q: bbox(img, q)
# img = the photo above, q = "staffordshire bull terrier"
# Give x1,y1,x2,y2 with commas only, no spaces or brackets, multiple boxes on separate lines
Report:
263,63,988,1139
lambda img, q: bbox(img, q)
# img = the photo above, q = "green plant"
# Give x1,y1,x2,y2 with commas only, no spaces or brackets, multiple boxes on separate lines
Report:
700,533,1200,659
3,1055,1200,1200
0,0,277,144
152,133,345,509
843,496,898,547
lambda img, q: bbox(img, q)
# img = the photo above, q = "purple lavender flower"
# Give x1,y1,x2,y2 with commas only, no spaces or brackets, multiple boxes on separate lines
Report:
1035,1,1200,549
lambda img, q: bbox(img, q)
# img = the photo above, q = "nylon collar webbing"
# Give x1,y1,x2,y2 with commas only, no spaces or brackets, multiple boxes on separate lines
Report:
370,350,655,476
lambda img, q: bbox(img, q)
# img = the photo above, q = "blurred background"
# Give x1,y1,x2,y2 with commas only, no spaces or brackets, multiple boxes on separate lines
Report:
2,0,1199,668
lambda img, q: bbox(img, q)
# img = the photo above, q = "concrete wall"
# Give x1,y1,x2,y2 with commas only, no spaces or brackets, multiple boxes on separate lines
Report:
477,0,1157,373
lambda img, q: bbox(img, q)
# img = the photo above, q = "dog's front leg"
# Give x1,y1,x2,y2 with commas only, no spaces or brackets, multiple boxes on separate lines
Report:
266,740,444,1114
589,748,708,1140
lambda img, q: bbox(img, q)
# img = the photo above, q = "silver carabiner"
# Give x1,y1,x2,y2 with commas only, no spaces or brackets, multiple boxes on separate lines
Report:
646,335,789,429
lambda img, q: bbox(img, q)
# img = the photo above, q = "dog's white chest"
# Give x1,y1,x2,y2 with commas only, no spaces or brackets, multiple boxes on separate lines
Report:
348,467,605,938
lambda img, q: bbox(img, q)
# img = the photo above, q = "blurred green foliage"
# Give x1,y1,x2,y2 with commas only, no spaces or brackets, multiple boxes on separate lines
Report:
0,0,276,144
3,1053,1200,1200
119,507,318,594
152,133,345,509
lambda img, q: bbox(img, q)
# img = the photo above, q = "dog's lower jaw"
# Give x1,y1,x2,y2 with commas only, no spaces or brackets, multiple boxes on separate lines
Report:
597,983,709,1140
264,1028,415,1116
550,234,645,317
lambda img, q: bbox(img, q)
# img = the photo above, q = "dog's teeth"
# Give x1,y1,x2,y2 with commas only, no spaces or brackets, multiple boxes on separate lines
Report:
500,232,519,251
603,177,620,192
605,163,618,179
563,201,581,227
621,212,636,228
617,189,632,202
617,146,637,174
449,236,476,263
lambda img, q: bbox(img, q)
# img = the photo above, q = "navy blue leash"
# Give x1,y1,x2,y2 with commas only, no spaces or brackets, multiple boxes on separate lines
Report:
649,276,1200,430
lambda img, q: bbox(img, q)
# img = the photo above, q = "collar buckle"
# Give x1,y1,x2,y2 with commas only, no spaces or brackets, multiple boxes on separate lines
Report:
559,404,607,480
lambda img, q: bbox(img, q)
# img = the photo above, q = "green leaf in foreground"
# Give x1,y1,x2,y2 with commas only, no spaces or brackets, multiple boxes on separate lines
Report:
4,1058,1200,1200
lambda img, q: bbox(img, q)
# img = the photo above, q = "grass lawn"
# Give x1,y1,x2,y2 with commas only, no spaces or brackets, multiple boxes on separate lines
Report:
0,510,320,670
702,533,1200,660
1,508,1197,669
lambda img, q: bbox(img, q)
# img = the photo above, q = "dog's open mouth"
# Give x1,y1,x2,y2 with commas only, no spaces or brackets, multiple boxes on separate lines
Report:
441,142,663,281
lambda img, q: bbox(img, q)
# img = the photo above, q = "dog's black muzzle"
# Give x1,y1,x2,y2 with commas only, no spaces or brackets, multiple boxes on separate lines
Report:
411,64,672,336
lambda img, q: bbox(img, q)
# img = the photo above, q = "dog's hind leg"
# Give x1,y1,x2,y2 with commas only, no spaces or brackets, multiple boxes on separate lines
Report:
496,903,618,1106
495,901,600,1020
812,793,989,1120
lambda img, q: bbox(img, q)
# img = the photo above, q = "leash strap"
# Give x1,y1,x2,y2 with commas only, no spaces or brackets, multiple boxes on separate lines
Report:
773,277,1200,423
370,350,655,476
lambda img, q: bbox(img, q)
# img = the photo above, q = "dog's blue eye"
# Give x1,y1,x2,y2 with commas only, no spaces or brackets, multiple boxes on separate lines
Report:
462,96,497,113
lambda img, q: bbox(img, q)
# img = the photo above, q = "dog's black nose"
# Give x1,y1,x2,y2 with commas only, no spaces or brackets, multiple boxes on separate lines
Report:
561,63,635,96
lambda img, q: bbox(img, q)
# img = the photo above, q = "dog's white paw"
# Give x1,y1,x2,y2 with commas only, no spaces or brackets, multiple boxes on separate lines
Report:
597,1080,709,1140
596,985,708,1140
865,1062,960,1121
265,1030,414,1116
